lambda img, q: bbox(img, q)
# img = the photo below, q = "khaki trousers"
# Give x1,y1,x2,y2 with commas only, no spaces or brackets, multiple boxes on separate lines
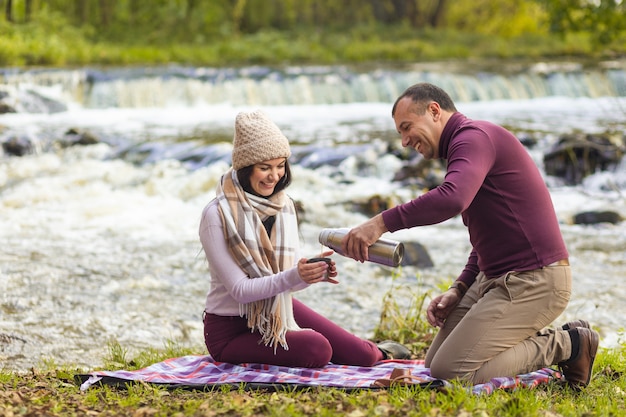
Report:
424,265,573,384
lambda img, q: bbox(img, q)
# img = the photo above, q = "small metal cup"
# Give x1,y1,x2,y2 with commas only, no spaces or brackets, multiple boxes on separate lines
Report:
306,257,332,280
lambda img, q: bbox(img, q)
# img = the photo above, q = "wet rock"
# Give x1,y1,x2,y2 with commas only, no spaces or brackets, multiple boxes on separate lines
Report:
0,90,14,114
178,143,232,170
58,128,100,147
294,144,372,169
22,89,68,114
112,141,233,168
2,135,34,156
400,241,434,268
351,195,394,217
0,87,67,114
0,333,27,357
392,155,445,190
543,133,624,185
573,210,623,225
0,102,16,114
518,134,538,148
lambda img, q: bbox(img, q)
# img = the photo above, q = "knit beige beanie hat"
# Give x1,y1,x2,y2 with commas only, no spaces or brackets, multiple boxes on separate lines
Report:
231,110,291,170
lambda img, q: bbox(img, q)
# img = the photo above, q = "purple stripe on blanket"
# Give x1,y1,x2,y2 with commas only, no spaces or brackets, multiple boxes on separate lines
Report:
78,355,562,394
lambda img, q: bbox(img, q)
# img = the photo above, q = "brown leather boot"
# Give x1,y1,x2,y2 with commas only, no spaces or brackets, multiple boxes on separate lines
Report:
559,327,599,389
561,320,590,331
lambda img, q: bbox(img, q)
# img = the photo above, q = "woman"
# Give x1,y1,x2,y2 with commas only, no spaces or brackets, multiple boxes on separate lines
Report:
199,110,410,368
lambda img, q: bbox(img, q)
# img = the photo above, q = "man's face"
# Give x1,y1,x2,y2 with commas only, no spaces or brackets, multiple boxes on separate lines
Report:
393,97,441,160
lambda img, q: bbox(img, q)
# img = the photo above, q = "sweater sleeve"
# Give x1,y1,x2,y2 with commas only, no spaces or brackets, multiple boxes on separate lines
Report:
382,126,496,232
199,201,309,306
457,250,480,288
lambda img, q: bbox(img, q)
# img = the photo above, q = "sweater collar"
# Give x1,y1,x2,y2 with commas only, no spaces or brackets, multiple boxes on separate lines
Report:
438,112,466,160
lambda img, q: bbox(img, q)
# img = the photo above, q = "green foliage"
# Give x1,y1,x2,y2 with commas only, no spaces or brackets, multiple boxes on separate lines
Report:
0,0,623,67
0,31,21,65
214,29,330,65
0,9,93,66
102,338,203,371
542,0,626,46
446,0,549,37
106,339,130,367
373,270,438,358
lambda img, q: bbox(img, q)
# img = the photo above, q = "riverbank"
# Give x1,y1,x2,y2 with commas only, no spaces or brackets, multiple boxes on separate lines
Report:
2,278,625,415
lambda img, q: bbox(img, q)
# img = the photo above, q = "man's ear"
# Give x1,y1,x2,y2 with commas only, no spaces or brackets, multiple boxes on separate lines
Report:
428,101,441,121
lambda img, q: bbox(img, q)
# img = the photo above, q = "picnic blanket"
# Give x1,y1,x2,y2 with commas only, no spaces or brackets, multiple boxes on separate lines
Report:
77,355,563,395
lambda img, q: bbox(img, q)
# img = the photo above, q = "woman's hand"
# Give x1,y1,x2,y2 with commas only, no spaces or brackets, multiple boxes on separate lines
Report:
297,250,339,284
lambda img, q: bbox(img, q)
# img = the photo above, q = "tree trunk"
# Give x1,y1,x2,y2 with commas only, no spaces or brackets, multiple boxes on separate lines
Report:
75,0,87,25
25,0,32,21
129,0,139,25
186,0,196,21
5,0,12,22
231,0,246,34
429,0,447,27
99,0,111,27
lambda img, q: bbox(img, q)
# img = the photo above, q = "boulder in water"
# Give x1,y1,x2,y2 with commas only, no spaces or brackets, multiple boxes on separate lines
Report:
400,241,434,269
543,133,624,185
2,135,34,156
573,210,623,225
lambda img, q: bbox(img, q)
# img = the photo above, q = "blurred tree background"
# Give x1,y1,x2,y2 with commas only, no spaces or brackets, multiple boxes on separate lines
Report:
0,0,624,67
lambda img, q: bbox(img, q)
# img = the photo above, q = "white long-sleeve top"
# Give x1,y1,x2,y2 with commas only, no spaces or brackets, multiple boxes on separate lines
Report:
199,199,309,316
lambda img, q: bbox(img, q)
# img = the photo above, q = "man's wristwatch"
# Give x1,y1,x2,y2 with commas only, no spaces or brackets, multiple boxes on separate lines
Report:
448,281,468,296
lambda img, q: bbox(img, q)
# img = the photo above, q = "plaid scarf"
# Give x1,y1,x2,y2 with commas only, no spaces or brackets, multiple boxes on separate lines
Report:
216,169,301,351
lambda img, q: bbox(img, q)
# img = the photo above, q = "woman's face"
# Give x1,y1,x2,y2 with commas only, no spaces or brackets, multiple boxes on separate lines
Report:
249,157,287,197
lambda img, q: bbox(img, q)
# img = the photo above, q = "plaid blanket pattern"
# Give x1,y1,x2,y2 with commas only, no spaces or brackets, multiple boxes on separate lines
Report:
78,355,562,395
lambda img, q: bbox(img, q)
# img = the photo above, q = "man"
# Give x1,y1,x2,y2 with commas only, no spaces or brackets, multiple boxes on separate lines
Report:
341,82,599,388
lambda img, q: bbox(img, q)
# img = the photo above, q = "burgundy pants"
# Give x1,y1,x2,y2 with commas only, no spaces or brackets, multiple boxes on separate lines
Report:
204,298,383,368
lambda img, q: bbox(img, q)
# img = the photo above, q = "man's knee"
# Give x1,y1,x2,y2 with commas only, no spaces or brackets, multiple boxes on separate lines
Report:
429,357,476,383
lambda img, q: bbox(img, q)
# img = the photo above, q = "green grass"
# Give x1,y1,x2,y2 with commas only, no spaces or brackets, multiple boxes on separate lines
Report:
2,273,626,416
2,353,625,416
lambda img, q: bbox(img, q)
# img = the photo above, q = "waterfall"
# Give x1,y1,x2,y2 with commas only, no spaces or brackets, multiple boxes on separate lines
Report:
1,61,625,111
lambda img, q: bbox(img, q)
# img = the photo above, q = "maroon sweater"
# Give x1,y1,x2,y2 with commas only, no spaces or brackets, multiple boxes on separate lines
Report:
382,112,568,287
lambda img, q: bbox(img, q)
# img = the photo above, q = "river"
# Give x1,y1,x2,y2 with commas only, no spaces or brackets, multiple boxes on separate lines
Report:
1,60,626,371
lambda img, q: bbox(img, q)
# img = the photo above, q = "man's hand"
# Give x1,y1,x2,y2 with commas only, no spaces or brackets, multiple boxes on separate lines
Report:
426,289,462,327
341,214,387,262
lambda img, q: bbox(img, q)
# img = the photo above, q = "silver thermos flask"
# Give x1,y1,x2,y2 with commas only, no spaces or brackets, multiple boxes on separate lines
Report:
318,228,404,267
